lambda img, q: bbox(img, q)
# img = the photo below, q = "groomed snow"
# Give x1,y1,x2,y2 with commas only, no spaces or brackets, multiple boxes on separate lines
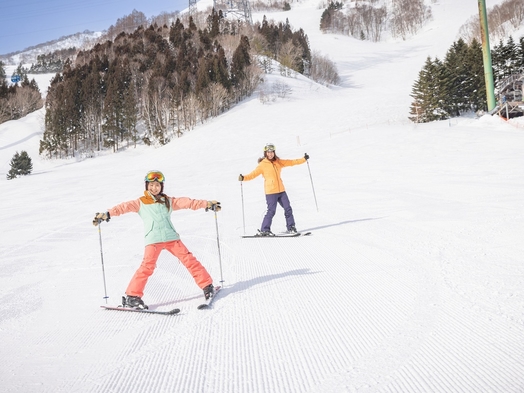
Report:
1,0,523,392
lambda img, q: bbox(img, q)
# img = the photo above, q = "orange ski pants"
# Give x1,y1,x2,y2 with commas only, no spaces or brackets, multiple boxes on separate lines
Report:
126,240,212,298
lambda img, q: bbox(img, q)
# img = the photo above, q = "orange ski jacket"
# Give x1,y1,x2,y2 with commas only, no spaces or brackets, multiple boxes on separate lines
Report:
243,157,306,195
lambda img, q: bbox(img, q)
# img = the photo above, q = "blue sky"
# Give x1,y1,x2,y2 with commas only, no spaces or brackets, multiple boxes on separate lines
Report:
0,0,189,55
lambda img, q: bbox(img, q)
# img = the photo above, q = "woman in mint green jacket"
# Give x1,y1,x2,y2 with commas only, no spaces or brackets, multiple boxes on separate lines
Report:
93,170,221,310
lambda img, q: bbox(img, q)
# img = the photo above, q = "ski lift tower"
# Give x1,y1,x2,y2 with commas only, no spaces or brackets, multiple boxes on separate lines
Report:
189,0,197,16
213,0,253,25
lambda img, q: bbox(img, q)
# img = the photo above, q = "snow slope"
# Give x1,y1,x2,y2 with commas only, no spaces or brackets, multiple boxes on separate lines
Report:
1,0,524,392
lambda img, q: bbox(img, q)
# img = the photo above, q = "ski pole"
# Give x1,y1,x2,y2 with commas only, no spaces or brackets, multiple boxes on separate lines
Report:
305,154,319,212
240,181,246,235
213,207,225,285
97,220,109,303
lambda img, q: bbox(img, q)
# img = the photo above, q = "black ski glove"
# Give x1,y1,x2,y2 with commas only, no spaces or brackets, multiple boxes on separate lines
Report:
93,212,110,226
238,174,244,181
304,153,310,160
206,200,221,212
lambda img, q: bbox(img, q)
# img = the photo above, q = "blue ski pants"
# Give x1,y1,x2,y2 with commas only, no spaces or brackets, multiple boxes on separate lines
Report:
261,191,295,232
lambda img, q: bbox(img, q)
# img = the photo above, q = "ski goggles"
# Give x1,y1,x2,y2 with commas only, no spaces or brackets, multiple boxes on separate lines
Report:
144,170,165,183
264,143,276,152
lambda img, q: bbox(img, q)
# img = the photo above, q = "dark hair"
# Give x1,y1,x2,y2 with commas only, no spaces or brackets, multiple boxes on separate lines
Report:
145,182,170,209
258,151,279,163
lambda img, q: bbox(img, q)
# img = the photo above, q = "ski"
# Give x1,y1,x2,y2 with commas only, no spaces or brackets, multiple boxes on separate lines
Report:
241,232,311,238
197,286,222,309
101,305,181,315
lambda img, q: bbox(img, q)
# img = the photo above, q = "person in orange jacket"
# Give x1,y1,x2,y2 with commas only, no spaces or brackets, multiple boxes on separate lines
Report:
239,143,309,236
93,170,221,310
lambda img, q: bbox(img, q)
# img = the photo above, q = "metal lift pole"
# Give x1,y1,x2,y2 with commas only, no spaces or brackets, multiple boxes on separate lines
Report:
478,0,496,111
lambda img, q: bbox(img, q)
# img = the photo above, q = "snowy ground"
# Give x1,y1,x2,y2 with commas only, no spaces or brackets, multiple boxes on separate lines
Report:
1,0,524,392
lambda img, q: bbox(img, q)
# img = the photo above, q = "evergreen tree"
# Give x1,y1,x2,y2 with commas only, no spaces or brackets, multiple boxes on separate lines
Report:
442,39,469,117
207,9,222,38
230,35,251,88
196,56,211,95
0,61,8,99
188,16,197,33
292,28,311,75
491,39,505,83
409,67,427,123
199,28,213,52
409,57,447,122
7,151,33,179
502,36,520,77
122,74,138,147
62,64,83,155
463,39,487,112
213,44,230,91
320,2,343,31
40,68,81,157
41,73,67,158
81,59,104,152
519,37,524,70
281,19,294,43
102,59,125,151
258,16,278,58
492,36,522,86
169,19,185,48
320,8,333,31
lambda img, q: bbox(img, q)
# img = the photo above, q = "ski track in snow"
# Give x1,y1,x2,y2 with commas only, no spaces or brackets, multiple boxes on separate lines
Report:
2,138,524,393
6,219,521,393
2,0,524,392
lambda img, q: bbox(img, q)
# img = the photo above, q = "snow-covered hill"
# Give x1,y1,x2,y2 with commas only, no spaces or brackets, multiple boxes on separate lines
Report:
0,31,102,65
1,0,523,392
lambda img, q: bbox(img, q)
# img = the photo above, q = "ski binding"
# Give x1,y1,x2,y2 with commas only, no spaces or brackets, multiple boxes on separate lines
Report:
197,285,222,309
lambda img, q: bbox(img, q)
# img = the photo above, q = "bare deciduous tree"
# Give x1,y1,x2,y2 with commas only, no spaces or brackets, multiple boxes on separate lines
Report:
258,81,291,104
207,82,229,117
458,0,524,43
272,81,292,98
310,50,340,86
0,99,10,123
8,86,43,120
278,41,302,76
218,34,243,67
390,0,427,40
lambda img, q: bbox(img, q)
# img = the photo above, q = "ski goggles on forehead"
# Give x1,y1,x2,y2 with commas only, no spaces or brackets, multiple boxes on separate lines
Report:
264,144,275,152
145,171,165,183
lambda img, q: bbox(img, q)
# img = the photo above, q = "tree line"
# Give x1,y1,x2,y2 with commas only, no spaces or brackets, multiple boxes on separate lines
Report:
27,48,78,74
320,0,431,42
409,35,524,123
39,10,313,159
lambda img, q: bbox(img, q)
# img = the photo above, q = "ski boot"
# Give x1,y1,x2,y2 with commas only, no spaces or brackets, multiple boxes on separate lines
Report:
123,295,148,310
257,230,275,237
203,284,215,300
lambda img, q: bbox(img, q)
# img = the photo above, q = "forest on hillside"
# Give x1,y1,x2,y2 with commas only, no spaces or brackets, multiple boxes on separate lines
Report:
4,0,524,144
39,11,316,159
